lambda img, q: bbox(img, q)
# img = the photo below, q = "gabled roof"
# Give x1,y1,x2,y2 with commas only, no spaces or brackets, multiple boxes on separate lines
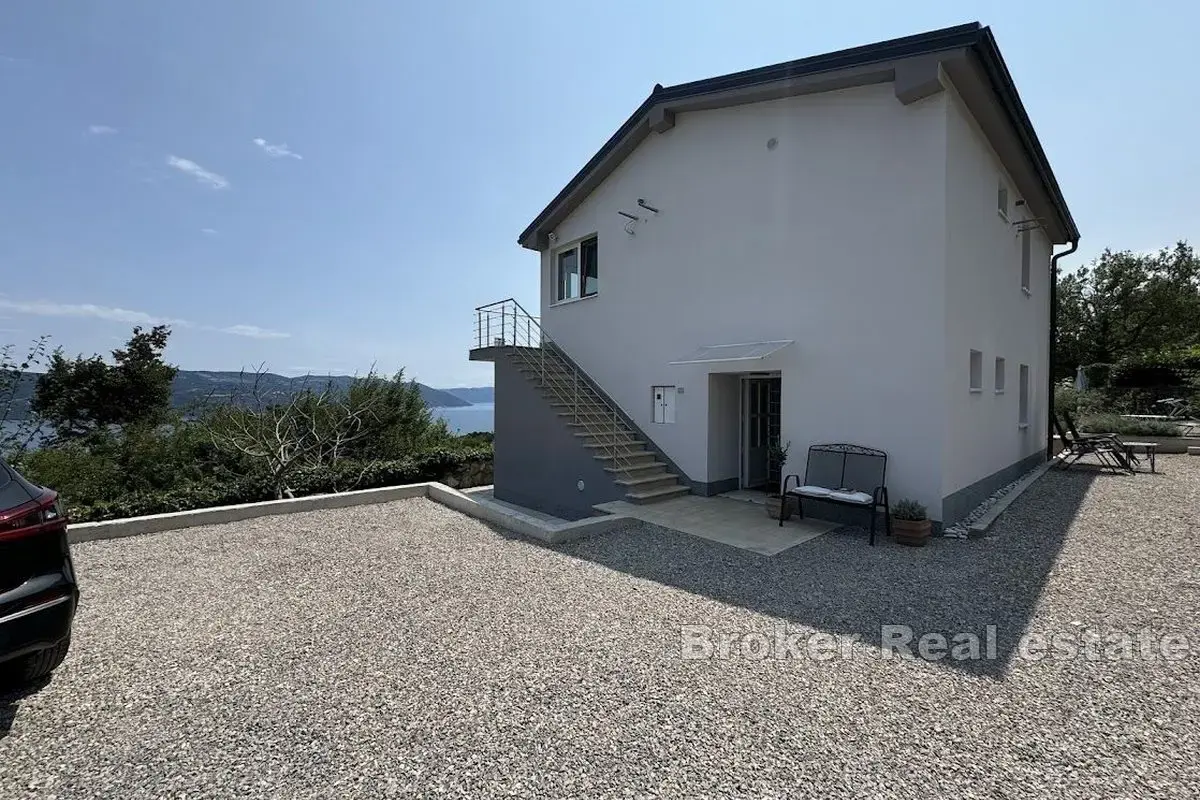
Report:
519,22,1079,250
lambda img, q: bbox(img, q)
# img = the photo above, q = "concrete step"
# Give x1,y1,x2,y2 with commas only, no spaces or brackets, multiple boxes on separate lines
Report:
614,473,682,492
566,421,632,431
625,484,691,504
549,401,608,412
575,431,643,445
593,450,658,468
558,412,625,426
604,461,669,479
582,441,648,454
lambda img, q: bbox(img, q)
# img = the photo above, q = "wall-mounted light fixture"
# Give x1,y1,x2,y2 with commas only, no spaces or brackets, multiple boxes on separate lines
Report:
618,210,639,235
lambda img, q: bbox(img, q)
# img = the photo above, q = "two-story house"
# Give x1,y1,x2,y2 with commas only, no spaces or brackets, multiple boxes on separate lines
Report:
471,22,1079,529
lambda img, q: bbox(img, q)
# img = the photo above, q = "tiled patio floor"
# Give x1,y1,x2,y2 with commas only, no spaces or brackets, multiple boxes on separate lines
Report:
593,494,837,555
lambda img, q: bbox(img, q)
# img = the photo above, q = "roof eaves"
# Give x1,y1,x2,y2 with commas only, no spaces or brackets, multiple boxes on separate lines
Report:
520,21,1078,249
969,29,1079,242
518,23,991,250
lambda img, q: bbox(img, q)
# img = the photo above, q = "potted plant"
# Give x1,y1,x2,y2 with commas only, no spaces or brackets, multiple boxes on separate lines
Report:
891,499,931,546
765,439,792,520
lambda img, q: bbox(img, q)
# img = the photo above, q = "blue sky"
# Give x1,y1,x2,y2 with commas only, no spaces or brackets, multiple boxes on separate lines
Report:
1,1,1196,387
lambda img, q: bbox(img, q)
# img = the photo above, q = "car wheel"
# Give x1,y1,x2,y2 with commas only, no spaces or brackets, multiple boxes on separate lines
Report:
4,638,71,686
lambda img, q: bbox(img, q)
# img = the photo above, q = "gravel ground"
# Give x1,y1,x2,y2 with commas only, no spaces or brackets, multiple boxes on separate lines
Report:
2,457,1198,798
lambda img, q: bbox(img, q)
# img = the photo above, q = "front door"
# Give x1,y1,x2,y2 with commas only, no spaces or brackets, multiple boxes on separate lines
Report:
741,377,780,489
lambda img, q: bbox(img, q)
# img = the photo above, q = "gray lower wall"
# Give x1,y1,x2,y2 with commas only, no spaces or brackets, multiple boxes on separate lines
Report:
695,477,739,496
941,449,1046,526
493,357,626,520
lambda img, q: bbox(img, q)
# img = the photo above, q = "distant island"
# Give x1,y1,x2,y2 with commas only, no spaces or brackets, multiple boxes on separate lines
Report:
1,371,493,421
442,386,494,404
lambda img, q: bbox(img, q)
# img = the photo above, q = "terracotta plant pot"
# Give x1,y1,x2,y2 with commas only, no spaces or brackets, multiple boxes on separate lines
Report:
893,518,931,546
766,494,791,520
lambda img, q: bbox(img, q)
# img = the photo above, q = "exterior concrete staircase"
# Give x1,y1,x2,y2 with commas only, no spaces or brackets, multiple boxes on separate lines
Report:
474,300,690,504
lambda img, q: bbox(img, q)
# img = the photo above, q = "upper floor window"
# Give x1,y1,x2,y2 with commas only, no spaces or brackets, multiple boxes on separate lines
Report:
969,349,983,392
997,182,1009,221
555,236,598,302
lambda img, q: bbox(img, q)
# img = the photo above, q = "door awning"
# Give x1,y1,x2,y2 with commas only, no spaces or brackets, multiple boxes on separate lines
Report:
668,340,793,365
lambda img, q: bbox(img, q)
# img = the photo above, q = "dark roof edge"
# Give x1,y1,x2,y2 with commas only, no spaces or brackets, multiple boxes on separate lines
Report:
971,28,1079,242
519,22,1078,248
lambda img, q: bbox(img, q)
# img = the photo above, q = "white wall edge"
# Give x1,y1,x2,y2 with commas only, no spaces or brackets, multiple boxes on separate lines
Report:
69,482,632,546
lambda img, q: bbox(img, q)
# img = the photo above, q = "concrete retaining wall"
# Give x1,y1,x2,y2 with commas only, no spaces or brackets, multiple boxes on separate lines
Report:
69,482,629,547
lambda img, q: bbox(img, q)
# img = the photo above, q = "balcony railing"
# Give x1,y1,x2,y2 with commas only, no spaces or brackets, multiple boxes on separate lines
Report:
473,300,542,350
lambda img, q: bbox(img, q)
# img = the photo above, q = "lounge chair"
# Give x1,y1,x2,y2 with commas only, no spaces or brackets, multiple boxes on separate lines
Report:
1053,416,1133,473
1061,410,1141,470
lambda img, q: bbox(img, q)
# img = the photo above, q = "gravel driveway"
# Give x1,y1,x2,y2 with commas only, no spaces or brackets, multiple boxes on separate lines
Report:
2,458,1199,798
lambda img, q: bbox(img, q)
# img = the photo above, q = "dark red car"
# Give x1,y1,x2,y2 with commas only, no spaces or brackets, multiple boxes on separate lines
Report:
0,459,78,685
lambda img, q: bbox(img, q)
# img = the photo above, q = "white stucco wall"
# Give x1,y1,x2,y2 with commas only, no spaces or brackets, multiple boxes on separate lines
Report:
539,83,950,514
942,79,1052,498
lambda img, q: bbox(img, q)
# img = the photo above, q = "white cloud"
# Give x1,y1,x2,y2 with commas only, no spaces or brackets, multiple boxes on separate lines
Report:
252,138,302,160
0,297,288,339
88,124,118,135
217,324,290,340
166,155,229,189
201,228,219,236
0,298,187,327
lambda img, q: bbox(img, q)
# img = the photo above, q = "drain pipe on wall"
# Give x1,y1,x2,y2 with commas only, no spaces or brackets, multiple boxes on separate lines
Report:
1047,239,1080,459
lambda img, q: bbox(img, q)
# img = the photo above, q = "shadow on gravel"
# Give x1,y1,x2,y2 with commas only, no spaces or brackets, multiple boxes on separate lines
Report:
0,676,51,740
535,466,1103,679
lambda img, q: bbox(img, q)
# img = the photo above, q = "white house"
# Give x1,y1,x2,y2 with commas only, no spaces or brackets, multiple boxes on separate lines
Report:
471,22,1079,528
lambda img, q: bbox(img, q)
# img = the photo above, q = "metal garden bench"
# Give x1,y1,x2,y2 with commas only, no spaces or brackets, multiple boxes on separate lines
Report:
779,443,892,545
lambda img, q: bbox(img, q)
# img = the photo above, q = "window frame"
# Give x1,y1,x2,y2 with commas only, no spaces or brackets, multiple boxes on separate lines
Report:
994,356,1006,394
1018,364,1030,427
1020,230,1032,295
552,235,599,304
997,182,1009,222
969,349,984,393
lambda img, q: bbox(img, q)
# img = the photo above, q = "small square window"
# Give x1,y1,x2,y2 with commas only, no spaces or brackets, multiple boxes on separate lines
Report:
995,357,1006,393
997,182,1009,220
969,349,983,392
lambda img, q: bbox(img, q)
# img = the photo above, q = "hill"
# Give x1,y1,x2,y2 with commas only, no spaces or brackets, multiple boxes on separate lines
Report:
444,386,494,404
1,370,470,421
170,371,470,409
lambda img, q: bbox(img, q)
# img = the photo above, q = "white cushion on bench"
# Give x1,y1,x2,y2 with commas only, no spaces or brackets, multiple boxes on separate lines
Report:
828,490,873,505
788,485,832,497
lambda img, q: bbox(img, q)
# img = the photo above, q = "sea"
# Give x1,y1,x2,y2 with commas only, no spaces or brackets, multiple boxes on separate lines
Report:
0,402,496,449
432,403,494,434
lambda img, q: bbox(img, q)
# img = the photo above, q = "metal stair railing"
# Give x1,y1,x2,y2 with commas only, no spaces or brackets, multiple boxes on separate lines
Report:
474,299,645,471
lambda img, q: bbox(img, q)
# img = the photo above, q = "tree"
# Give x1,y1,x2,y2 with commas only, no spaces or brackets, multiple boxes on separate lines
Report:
340,369,450,461
1056,242,1200,378
32,325,178,439
0,335,52,456
198,367,390,499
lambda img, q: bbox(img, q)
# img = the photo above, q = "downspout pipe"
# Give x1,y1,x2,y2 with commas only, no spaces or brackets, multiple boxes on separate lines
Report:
1047,239,1080,459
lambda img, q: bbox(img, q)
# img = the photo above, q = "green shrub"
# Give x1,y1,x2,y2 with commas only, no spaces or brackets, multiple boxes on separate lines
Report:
1081,363,1113,388
1075,413,1183,437
891,499,928,521
62,448,494,523
1054,385,1107,416
16,443,125,507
